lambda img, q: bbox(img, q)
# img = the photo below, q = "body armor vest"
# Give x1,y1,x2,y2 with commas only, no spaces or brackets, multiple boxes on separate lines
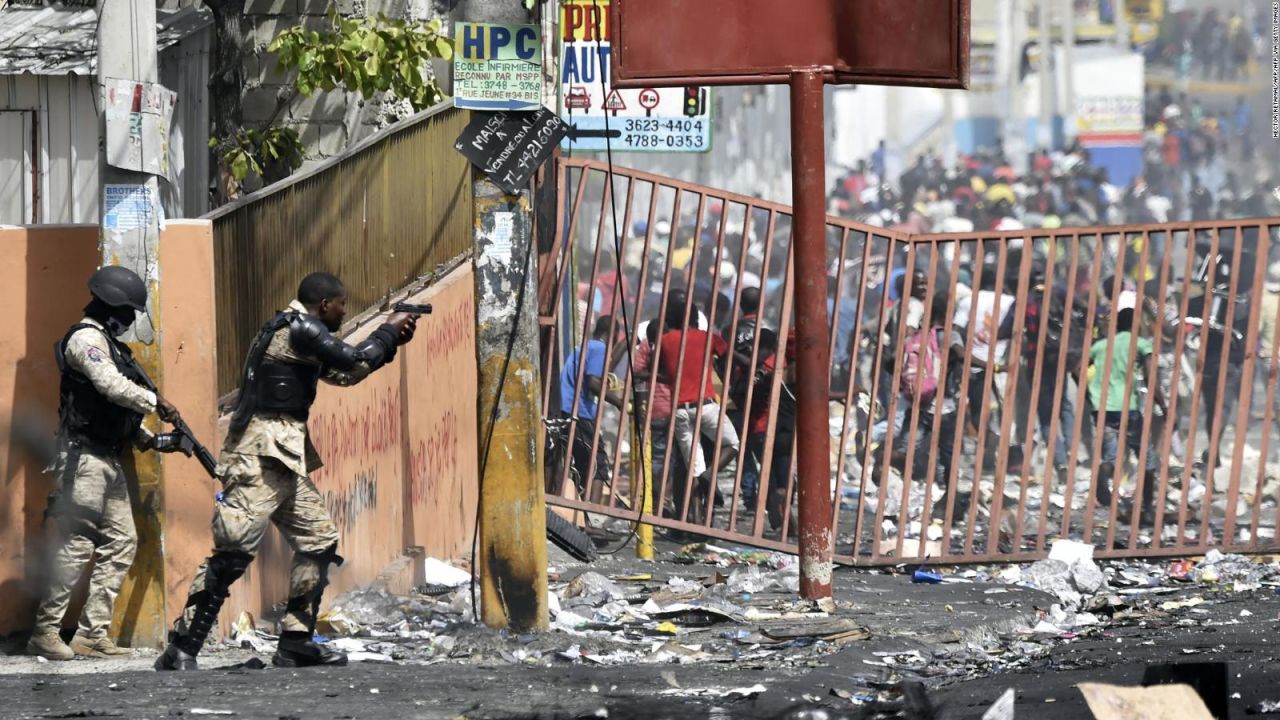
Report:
229,313,324,433
55,323,152,455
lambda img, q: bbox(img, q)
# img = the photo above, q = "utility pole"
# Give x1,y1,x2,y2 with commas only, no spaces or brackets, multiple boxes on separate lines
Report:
462,0,549,632
96,0,169,648
1036,0,1054,152
1115,0,1130,51
998,0,1028,172
1061,0,1077,146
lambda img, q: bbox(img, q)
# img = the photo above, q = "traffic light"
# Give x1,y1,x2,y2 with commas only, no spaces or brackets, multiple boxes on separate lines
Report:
683,86,706,117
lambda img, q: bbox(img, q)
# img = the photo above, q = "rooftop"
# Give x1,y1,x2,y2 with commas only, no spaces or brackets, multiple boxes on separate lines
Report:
0,4,210,75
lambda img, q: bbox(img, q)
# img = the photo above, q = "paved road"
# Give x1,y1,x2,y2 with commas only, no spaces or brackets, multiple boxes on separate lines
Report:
927,589,1280,719
3,549,1276,719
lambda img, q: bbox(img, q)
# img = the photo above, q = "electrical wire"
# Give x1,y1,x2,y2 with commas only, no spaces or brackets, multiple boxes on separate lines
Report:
585,0,646,556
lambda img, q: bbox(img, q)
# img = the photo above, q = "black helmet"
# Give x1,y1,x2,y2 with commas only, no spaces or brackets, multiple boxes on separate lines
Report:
88,265,147,311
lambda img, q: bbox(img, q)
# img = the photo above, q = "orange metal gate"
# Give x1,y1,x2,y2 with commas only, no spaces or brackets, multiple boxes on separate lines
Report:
541,158,1280,564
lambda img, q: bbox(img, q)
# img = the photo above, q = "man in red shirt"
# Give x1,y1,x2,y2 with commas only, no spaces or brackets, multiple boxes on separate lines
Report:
658,292,739,522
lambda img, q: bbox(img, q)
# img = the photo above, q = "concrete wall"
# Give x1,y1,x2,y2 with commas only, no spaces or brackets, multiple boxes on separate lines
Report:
156,221,223,626
0,223,479,640
0,224,100,636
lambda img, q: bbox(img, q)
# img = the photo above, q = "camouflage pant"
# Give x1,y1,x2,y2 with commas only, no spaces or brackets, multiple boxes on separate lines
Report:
176,452,339,634
34,445,137,638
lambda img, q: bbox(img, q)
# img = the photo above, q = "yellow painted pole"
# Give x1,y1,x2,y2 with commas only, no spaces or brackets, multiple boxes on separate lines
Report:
473,173,549,632
635,419,654,560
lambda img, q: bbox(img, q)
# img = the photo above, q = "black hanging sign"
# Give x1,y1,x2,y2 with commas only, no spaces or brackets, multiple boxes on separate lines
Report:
454,108,568,194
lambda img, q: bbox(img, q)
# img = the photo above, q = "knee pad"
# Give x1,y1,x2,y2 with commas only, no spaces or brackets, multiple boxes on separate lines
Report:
299,543,344,571
205,550,253,598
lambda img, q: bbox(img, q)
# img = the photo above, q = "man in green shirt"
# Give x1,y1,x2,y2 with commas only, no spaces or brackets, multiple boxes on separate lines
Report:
1087,291,1166,526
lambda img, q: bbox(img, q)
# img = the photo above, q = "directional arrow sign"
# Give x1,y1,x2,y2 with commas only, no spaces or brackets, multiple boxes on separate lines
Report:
559,0,710,152
566,124,623,141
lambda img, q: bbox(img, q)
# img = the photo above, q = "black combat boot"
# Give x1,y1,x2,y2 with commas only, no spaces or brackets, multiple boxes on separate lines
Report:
155,551,252,672
272,631,348,667
154,636,199,671
272,545,346,668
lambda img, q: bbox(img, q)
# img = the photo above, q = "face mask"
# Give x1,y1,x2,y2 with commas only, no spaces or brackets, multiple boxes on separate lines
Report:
105,315,131,337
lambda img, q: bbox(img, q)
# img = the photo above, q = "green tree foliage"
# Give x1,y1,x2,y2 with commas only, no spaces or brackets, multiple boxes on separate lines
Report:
270,13,453,112
215,12,453,187
211,126,306,184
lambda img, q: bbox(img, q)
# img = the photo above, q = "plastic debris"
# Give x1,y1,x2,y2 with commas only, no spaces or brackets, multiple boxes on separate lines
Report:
564,572,628,602
912,570,944,584
230,611,276,653
422,557,472,588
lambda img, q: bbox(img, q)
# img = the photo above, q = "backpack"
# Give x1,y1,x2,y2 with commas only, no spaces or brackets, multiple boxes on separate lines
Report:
900,326,941,400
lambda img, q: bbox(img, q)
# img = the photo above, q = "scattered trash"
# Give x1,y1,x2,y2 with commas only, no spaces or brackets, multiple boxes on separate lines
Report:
759,618,869,643
1248,700,1280,714
659,684,766,699
1160,597,1206,611
565,572,628,602
189,710,236,717
230,611,277,653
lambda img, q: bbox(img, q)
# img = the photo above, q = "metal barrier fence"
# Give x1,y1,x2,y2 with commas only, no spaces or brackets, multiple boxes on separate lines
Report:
205,101,474,394
543,158,1280,564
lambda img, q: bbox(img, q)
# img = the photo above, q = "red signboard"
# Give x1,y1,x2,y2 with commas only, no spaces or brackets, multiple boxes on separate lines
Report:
611,0,970,89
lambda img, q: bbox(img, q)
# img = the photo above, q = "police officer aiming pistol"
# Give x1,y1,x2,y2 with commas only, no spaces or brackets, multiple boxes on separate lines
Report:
27,266,182,661
156,272,420,671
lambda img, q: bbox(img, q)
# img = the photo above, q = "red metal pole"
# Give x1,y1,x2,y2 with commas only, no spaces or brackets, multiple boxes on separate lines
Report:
789,69,833,600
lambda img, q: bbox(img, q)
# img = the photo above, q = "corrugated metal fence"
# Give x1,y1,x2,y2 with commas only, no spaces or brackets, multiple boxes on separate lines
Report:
206,101,473,394
545,158,1280,564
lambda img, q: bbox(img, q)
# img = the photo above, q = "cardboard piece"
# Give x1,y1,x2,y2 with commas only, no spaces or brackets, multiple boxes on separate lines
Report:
1078,683,1214,720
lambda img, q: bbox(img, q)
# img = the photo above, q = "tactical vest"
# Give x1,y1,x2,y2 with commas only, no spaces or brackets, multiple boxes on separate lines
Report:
229,313,324,433
55,323,153,455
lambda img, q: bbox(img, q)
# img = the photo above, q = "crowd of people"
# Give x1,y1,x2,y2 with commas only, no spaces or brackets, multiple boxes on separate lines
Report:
830,112,1276,242
1146,3,1272,82
554,117,1280,543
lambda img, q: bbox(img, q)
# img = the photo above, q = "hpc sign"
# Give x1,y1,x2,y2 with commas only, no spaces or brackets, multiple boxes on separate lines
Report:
454,22,542,111
559,0,711,153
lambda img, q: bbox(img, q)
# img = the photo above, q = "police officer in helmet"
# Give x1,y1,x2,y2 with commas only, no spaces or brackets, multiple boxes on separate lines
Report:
156,272,419,671
27,266,181,661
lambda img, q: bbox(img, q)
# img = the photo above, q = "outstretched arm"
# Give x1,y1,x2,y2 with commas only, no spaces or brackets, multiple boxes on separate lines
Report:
291,313,416,387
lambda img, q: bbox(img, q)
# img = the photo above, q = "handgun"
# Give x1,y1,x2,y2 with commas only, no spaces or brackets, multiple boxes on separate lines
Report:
393,302,433,315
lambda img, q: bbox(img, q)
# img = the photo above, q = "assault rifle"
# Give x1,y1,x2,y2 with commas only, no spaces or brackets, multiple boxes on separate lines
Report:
154,415,218,478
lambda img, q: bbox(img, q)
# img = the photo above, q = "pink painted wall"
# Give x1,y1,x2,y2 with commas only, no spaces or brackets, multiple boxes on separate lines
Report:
0,225,100,636
0,221,480,638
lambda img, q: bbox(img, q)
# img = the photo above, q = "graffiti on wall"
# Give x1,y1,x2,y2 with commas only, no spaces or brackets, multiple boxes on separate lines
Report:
323,468,379,533
423,299,475,359
309,385,402,486
408,409,461,506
